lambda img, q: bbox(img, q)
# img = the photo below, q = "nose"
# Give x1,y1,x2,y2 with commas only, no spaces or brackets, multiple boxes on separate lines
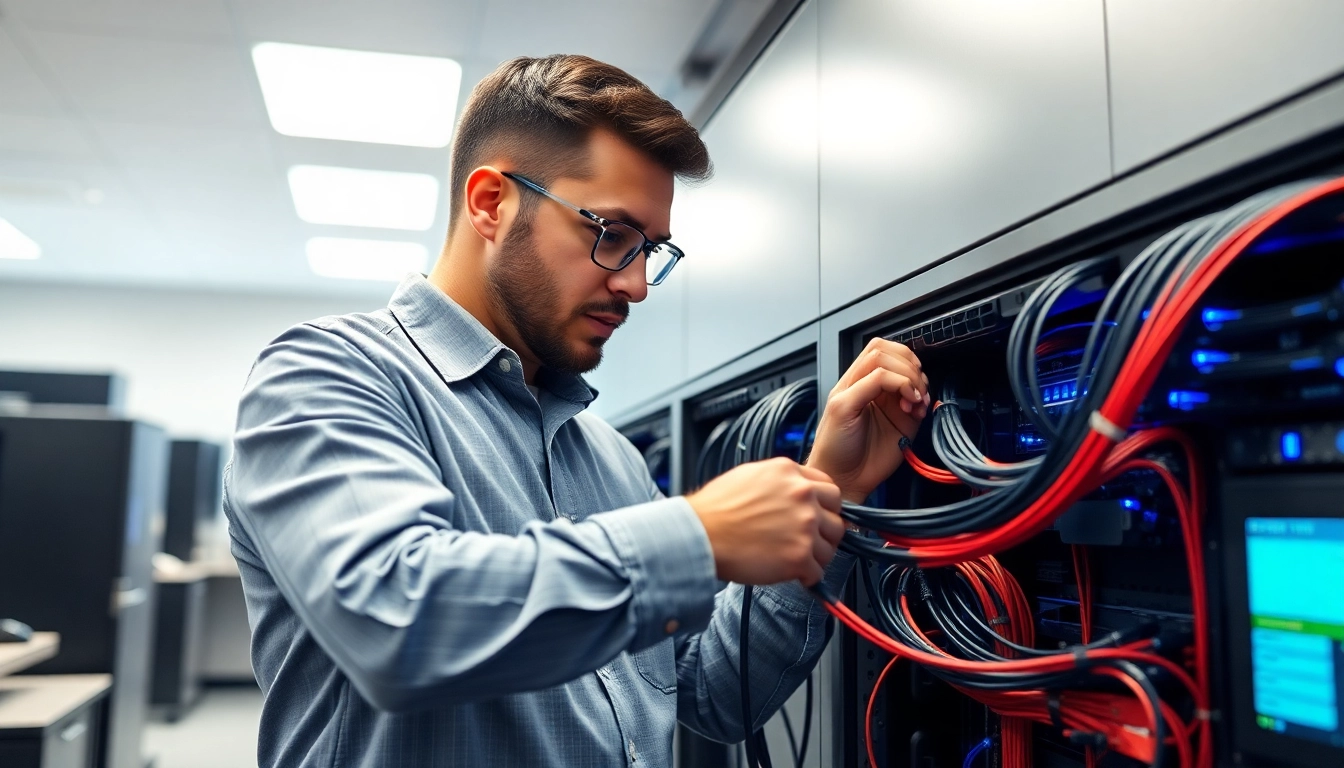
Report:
607,257,649,303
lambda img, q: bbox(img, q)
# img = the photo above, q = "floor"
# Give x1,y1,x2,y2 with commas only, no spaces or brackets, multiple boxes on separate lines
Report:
145,686,264,768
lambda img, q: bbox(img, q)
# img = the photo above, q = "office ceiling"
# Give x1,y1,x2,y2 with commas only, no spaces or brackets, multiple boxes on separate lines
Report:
0,0,750,297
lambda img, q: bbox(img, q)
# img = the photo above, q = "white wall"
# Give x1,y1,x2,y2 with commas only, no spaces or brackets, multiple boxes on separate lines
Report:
0,281,388,442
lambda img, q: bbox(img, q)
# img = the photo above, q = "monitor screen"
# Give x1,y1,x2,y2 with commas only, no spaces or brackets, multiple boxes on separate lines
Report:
1245,517,1344,748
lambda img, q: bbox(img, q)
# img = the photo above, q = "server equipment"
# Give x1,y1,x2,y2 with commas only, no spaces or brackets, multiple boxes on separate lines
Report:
686,352,821,768
826,168,1344,768
0,413,167,768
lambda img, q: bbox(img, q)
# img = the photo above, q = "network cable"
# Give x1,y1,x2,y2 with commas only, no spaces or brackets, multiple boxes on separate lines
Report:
822,176,1344,768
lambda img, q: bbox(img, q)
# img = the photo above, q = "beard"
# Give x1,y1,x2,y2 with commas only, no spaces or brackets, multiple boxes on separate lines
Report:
485,216,628,375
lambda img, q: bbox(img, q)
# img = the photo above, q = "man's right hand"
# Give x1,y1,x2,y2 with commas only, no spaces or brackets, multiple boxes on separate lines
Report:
684,457,845,587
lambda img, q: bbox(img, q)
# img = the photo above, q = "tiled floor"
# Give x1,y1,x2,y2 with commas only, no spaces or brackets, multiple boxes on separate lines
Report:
145,686,263,768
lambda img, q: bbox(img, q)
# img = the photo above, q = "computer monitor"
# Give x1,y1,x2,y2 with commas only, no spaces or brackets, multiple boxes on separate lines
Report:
1223,475,1344,767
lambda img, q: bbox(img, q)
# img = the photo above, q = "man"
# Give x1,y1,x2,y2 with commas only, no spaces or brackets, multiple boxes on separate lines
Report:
225,54,929,767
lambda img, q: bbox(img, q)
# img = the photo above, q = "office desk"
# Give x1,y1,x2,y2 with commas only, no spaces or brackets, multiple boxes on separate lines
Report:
0,634,59,680
0,674,110,768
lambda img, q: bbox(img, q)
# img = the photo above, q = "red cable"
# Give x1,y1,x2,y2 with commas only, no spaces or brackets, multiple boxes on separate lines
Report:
901,444,962,485
865,655,899,768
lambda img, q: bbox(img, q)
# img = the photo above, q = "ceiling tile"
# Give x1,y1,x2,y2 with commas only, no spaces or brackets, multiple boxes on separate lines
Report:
475,0,719,74
1,0,234,42
0,25,64,116
26,29,265,127
93,121,277,177
0,114,100,163
231,0,483,58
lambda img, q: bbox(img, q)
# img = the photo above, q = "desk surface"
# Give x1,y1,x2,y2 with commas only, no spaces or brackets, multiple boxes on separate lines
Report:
0,674,111,729
0,633,58,680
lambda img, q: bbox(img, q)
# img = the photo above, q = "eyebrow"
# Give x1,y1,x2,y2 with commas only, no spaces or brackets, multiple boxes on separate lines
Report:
589,207,672,242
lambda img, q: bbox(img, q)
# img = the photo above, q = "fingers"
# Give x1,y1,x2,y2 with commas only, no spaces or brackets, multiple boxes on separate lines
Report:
816,508,845,548
826,367,922,427
836,339,925,393
797,463,835,485
800,559,826,587
812,531,837,569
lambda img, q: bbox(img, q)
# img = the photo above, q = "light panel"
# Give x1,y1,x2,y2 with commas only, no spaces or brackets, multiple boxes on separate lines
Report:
288,165,440,231
306,237,428,281
0,219,41,260
252,42,462,148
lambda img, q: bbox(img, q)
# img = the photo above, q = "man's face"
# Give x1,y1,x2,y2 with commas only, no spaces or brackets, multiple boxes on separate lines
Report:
485,129,674,375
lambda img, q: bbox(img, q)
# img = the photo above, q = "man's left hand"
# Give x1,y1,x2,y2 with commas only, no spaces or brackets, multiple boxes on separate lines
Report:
806,338,929,504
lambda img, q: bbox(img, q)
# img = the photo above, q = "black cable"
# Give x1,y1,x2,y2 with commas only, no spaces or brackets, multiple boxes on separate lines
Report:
741,586,759,768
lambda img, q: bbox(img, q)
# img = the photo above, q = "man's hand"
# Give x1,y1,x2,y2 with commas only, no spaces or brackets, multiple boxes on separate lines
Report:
806,338,929,503
684,458,844,587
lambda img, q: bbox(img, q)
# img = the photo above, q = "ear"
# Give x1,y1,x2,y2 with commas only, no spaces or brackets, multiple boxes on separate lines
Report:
463,166,511,244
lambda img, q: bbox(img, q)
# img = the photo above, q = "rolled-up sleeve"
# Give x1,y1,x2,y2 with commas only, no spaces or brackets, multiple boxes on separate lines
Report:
226,323,719,712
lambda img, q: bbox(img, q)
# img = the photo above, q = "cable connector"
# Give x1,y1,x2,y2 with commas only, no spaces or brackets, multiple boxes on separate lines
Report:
1088,411,1127,442
914,568,933,602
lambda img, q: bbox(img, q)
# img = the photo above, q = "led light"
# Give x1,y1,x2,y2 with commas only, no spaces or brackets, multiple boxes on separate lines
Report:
0,219,41,260
1280,431,1302,461
1201,307,1242,329
1142,509,1160,528
288,165,439,231
1291,301,1324,317
252,42,462,147
1290,356,1324,371
1334,357,1344,378
1121,497,1141,511
1335,429,1344,455
1191,350,1232,367
1167,390,1210,411
306,237,428,281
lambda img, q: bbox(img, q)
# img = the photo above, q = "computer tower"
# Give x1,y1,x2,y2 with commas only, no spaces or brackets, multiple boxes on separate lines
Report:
162,440,222,562
0,413,167,768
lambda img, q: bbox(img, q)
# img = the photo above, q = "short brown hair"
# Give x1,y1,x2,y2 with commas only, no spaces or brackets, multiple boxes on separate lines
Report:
447,55,712,231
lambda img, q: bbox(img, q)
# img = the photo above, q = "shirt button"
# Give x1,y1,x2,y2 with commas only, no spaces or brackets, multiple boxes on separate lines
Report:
498,358,512,373
664,619,679,634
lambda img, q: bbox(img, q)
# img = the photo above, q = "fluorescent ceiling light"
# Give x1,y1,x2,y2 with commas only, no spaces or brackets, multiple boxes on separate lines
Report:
253,42,462,147
288,165,440,231
306,237,428,281
0,219,41,260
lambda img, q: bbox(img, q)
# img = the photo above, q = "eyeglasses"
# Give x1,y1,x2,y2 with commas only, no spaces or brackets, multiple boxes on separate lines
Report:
501,171,684,286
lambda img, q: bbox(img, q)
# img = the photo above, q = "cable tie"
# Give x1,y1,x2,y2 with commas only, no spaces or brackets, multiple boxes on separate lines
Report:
1046,690,1065,731
932,399,956,412
1072,647,1088,664
1088,411,1127,442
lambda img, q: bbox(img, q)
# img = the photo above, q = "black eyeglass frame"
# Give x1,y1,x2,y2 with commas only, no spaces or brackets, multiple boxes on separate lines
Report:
501,171,684,286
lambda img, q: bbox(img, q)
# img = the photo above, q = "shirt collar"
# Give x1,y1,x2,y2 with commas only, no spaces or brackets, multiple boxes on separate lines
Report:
387,274,599,406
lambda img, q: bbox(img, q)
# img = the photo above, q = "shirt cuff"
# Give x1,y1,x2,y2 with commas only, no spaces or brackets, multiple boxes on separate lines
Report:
590,496,718,650
756,550,857,616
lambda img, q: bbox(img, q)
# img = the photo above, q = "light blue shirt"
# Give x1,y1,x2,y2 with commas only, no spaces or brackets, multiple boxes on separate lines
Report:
224,274,851,767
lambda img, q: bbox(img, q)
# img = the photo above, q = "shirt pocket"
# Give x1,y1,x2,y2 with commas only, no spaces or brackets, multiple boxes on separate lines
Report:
632,637,677,694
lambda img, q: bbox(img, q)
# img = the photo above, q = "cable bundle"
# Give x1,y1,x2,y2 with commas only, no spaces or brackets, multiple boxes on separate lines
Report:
696,377,819,768
822,176,1344,768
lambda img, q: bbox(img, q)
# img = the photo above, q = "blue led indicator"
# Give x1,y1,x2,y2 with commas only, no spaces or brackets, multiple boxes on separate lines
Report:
1168,390,1211,410
1143,510,1160,528
1290,356,1324,371
1201,308,1242,329
1191,350,1232,367
1335,357,1344,378
1291,301,1324,317
1336,429,1344,456
1121,497,1141,511
1281,431,1302,461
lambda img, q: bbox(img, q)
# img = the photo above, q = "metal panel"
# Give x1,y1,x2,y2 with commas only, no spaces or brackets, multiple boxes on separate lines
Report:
684,1,820,378
1107,0,1344,173
817,0,1112,312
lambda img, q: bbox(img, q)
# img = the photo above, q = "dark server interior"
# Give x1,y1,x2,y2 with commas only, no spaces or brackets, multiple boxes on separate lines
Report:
836,161,1344,768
